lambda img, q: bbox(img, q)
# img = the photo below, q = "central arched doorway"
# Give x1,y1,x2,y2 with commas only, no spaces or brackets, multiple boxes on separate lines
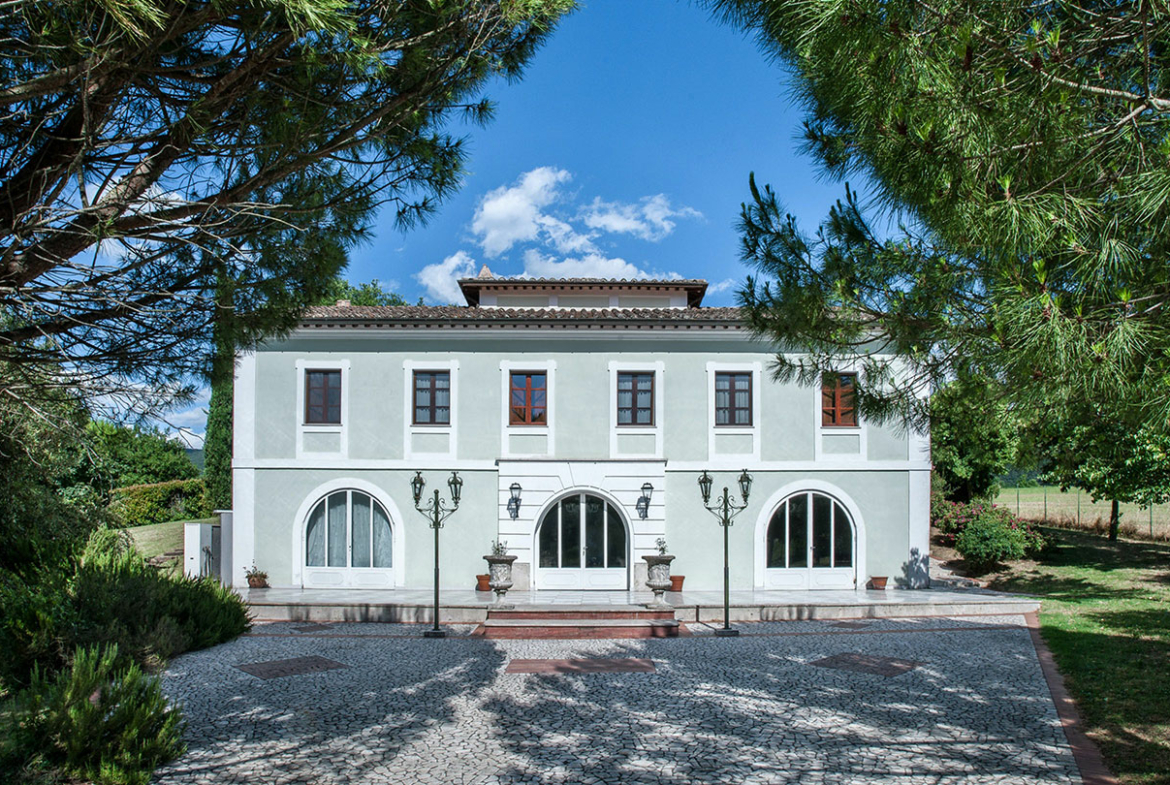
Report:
535,492,629,590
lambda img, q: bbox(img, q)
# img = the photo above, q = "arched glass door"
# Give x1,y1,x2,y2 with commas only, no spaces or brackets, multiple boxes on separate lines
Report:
764,491,856,589
303,490,395,588
536,493,628,589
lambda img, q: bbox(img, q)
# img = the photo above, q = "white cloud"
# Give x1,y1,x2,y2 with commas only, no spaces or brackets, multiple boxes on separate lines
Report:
415,250,478,304
422,168,704,291
705,277,739,295
145,386,210,449
581,194,702,242
169,429,205,450
537,215,596,255
471,167,573,257
522,249,646,280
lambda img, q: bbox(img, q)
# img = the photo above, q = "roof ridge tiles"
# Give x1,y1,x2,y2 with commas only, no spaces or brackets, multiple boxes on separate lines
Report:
298,304,744,324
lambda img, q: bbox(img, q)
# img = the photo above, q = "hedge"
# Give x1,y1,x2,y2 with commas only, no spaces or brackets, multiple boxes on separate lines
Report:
109,479,212,527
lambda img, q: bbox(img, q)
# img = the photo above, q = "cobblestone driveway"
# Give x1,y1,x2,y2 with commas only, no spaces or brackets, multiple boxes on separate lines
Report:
155,615,1079,784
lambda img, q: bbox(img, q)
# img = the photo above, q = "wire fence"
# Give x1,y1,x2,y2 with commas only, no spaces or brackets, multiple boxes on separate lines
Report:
995,486,1170,541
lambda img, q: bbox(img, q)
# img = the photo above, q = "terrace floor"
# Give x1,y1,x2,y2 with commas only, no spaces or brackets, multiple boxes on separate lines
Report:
242,586,1039,623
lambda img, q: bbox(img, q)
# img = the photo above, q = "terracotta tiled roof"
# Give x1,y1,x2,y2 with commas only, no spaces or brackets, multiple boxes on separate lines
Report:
300,304,745,329
456,276,709,306
456,277,709,286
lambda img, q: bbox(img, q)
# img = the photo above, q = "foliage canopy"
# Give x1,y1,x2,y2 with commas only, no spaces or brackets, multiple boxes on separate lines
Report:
708,0,1170,428
0,0,570,418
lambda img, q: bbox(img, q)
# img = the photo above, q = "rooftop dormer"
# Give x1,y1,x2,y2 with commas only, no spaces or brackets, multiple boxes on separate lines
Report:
458,266,707,310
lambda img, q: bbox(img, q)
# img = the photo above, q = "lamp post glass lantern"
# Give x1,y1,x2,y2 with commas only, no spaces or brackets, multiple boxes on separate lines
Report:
697,469,752,637
411,471,462,638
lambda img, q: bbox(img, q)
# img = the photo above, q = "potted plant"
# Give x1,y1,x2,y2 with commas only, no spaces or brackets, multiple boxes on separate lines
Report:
476,573,491,592
484,539,517,603
245,562,268,589
868,576,889,590
642,538,675,607
670,574,685,592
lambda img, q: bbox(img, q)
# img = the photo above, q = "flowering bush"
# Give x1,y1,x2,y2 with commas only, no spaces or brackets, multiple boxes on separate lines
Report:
930,489,964,536
932,492,1045,567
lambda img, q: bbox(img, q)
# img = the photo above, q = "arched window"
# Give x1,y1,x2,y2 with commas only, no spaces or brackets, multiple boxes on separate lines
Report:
766,491,853,570
305,490,393,568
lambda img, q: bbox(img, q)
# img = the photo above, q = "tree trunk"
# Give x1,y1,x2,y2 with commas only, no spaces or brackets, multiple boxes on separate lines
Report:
1109,499,1120,541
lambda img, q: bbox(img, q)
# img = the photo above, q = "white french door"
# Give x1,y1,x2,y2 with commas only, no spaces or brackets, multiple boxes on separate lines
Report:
764,491,856,590
536,493,629,590
303,490,395,588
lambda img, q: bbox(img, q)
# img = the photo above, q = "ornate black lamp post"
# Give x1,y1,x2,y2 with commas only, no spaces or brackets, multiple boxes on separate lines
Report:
411,470,463,638
697,469,752,637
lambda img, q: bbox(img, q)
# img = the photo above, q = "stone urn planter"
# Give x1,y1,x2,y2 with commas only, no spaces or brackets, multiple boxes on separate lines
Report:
484,553,518,604
642,554,676,607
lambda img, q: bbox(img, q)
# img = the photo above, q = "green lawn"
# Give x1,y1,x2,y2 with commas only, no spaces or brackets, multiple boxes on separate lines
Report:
125,519,212,564
985,528,1170,785
995,486,1170,539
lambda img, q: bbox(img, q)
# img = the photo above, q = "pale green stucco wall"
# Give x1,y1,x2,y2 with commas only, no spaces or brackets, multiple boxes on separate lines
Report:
250,335,911,463
241,331,924,591
249,467,913,591
252,468,500,588
663,470,911,590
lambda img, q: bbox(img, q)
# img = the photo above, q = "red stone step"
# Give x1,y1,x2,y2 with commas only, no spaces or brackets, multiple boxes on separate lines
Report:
478,619,685,639
476,606,684,639
487,609,676,622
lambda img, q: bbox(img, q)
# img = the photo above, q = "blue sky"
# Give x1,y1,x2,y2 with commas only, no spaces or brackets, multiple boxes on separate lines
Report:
169,0,871,446
346,0,864,306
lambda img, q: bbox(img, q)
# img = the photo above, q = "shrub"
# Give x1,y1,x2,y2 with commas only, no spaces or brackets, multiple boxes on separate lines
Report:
956,514,1027,567
0,564,76,688
954,503,1046,568
4,645,185,785
108,478,211,527
0,530,249,691
71,530,249,669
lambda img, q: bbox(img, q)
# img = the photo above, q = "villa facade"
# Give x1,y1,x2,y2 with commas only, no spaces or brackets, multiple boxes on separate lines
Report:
225,273,931,593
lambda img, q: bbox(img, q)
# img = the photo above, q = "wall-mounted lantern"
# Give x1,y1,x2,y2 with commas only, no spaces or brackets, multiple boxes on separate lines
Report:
636,482,654,519
507,482,522,519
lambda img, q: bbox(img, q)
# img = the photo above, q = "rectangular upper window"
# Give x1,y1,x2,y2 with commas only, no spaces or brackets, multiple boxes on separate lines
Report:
413,371,451,425
510,372,547,425
617,372,654,426
715,372,752,426
821,372,858,427
305,370,342,424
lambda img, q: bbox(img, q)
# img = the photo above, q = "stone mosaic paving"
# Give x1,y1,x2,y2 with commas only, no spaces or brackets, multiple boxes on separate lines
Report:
809,652,920,678
235,655,348,680
156,614,1080,784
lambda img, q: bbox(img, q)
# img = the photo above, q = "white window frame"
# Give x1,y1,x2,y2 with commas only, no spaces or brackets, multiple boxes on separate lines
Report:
500,360,556,458
295,358,350,460
814,365,867,462
403,359,459,460
706,361,762,462
608,361,664,459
